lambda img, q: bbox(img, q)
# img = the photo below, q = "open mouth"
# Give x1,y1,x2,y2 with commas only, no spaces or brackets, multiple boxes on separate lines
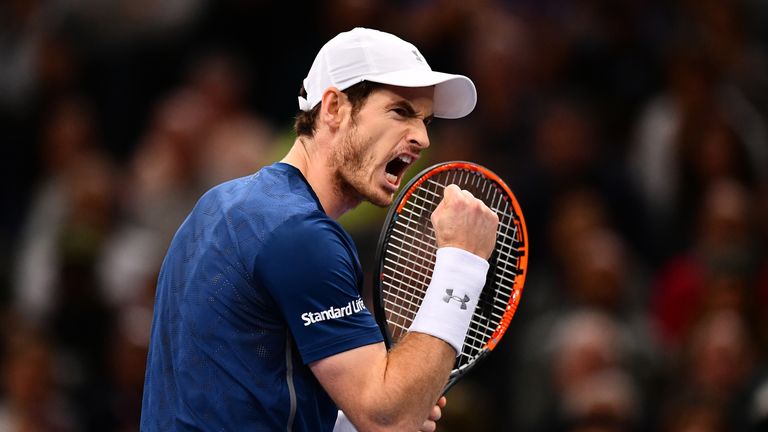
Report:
385,154,414,186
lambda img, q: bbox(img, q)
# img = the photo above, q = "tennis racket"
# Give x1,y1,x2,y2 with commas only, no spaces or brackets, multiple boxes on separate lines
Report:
372,161,528,392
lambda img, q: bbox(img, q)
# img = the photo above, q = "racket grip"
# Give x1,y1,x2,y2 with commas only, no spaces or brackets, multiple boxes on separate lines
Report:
409,247,489,355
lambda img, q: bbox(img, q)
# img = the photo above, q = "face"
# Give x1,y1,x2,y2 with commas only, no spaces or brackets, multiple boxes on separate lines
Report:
330,85,434,207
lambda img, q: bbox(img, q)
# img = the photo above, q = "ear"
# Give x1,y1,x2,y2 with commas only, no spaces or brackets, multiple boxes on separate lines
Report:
318,87,349,130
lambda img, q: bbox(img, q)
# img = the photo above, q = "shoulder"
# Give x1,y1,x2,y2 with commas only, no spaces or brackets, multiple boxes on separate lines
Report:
202,163,315,208
267,211,356,264
254,210,360,292
192,163,326,237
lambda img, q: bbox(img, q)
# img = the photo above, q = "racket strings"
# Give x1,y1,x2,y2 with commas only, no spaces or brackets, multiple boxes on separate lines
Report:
381,168,525,370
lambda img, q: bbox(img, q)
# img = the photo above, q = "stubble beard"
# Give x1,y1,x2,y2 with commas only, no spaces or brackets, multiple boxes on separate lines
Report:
331,124,392,208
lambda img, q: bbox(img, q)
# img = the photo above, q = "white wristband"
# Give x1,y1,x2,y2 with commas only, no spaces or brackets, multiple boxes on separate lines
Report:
333,410,357,432
408,247,490,356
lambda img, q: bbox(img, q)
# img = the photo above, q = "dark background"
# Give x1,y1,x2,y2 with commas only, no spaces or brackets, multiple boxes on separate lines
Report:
1,0,767,430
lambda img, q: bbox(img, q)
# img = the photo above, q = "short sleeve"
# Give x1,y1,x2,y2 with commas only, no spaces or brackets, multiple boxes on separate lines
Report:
255,213,383,364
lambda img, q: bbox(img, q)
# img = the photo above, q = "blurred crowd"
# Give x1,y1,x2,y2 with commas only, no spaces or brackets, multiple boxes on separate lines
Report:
1,0,768,431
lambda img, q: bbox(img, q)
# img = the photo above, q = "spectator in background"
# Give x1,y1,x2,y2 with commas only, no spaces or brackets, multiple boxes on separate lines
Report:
13,95,113,326
659,398,727,432
99,50,278,318
628,41,767,259
674,113,758,225
103,319,150,432
677,0,768,115
0,0,46,113
123,87,210,243
11,93,119,429
513,94,649,268
0,321,75,431
530,188,652,321
658,310,760,431
120,50,277,248
508,187,659,430
513,309,646,432
557,368,641,432
45,149,118,430
0,0,83,113
186,51,279,189
650,179,767,354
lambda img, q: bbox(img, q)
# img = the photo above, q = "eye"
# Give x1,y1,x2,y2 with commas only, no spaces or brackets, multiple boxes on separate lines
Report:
392,107,408,117
424,117,433,127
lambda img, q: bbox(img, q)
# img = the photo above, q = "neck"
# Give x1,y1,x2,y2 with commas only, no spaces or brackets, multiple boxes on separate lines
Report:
282,137,360,219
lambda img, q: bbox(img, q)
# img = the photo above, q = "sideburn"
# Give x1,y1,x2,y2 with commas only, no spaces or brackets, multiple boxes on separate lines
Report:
330,121,367,205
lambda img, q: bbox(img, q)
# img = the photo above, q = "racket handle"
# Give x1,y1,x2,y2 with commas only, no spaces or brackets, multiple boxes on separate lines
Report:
441,349,491,395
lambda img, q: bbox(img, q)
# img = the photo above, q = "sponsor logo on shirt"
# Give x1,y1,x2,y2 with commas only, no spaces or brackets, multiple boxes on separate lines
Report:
301,298,367,327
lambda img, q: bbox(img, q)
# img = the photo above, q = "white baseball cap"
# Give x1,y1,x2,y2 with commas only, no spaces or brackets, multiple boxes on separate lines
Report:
298,27,477,119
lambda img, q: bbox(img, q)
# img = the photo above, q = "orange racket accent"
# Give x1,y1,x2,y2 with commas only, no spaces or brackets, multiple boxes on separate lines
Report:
396,162,490,213
487,218,528,350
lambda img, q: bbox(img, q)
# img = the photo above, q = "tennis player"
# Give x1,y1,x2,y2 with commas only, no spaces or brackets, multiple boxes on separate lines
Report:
140,27,498,431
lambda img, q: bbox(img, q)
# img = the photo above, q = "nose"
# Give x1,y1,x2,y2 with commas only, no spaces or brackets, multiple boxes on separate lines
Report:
407,121,430,150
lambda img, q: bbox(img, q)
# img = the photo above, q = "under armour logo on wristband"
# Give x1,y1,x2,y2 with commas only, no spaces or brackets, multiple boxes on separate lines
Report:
443,289,470,310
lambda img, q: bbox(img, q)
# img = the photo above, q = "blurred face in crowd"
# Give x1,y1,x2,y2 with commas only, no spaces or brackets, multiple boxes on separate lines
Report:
688,311,754,401
4,337,53,409
330,85,432,207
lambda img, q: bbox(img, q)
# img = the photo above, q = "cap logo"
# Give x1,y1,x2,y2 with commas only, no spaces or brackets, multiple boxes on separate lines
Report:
412,50,424,64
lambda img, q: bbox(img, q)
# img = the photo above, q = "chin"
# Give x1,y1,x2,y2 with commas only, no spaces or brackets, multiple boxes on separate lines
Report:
364,191,394,207
338,172,395,208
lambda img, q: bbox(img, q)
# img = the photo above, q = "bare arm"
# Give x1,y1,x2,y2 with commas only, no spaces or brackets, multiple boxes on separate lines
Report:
312,185,498,431
312,334,453,431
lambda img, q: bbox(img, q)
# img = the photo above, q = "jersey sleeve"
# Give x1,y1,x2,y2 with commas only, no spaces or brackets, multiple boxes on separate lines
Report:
254,212,383,364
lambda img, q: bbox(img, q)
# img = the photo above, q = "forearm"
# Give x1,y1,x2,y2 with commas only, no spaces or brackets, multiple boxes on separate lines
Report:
315,248,491,430
368,333,454,429
342,251,486,429
314,336,453,432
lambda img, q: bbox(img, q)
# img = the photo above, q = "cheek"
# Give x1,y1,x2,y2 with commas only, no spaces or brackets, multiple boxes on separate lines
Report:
337,131,376,181
355,134,384,168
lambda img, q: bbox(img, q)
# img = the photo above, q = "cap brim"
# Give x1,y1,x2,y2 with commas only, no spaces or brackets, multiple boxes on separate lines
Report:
362,69,477,119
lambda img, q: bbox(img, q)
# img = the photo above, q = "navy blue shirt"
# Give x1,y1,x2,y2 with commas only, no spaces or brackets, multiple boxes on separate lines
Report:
141,163,384,431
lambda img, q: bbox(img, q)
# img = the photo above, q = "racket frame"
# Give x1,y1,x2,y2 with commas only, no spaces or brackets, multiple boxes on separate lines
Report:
371,161,528,389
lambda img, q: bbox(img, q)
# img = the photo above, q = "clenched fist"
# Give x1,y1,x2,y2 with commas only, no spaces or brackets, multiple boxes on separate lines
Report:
430,184,499,259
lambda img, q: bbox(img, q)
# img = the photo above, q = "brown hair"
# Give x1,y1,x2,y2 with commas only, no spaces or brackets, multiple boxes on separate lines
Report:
293,81,384,137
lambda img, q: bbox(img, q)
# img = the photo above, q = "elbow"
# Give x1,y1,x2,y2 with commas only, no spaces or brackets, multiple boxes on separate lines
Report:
352,407,424,432
354,418,422,432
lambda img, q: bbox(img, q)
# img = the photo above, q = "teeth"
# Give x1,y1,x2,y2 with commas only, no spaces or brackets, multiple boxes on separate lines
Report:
386,173,398,183
398,155,413,164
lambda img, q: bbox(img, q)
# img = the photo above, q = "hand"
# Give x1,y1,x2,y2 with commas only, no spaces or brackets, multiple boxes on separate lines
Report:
431,184,499,259
418,396,447,432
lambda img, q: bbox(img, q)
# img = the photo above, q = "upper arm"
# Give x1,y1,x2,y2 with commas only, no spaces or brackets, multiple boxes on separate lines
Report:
254,213,383,363
309,341,389,423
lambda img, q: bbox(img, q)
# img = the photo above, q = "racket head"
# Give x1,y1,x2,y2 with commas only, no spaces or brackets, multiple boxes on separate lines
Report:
372,161,528,385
